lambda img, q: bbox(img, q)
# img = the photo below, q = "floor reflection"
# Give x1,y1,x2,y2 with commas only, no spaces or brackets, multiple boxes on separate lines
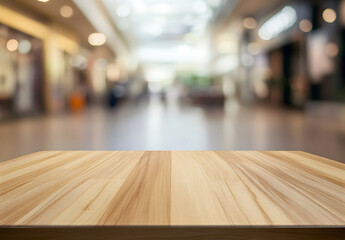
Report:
0,97,344,163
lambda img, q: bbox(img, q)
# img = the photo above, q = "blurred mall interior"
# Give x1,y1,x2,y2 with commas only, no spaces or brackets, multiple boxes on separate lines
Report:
0,0,344,163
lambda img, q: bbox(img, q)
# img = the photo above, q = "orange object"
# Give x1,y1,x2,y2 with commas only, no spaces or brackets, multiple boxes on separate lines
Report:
69,92,85,111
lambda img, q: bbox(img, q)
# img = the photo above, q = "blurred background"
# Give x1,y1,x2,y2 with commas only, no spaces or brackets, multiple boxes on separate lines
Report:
0,0,344,163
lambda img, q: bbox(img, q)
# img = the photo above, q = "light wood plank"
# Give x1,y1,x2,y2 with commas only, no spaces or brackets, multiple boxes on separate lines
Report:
216,151,345,225
98,151,171,225
0,151,145,225
0,151,344,227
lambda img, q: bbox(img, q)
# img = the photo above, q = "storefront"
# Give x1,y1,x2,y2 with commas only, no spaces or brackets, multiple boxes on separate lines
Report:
0,24,44,119
245,0,344,107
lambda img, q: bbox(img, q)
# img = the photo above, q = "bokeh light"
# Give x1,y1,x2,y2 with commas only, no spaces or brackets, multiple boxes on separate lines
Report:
322,8,337,23
243,17,257,29
88,33,106,46
60,5,74,18
18,39,32,54
7,39,19,52
299,19,313,32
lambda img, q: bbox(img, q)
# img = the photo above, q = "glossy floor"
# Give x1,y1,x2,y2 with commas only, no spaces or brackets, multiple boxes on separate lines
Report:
0,97,344,163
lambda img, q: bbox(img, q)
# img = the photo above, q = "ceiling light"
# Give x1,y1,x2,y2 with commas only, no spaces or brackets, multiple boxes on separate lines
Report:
299,19,313,33
18,40,32,54
116,4,131,17
60,5,74,18
243,17,257,29
37,0,50,2
258,6,297,41
7,39,18,52
88,33,106,46
322,8,337,23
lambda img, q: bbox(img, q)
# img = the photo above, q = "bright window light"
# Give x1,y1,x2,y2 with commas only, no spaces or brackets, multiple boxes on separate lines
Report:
116,5,131,18
144,66,174,83
194,1,208,14
138,44,199,63
214,54,239,74
152,3,174,15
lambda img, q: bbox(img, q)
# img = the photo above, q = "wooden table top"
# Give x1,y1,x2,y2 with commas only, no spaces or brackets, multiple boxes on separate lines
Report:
0,151,344,226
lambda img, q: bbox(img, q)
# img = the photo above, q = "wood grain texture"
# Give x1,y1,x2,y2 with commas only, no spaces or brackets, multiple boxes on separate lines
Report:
0,151,344,226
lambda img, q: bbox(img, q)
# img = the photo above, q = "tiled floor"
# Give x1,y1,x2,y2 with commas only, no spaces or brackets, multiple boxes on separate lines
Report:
1,96,344,163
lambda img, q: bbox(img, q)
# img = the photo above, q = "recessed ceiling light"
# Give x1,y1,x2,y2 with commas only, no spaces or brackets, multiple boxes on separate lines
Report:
60,5,74,18
18,40,32,54
299,19,313,33
243,17,257,29
323,8,337,23
88,33,106,46
38,0,50,2
7,39,19,52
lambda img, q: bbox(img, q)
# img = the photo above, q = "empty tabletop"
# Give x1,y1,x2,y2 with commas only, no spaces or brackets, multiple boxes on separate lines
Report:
0,151,344,239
